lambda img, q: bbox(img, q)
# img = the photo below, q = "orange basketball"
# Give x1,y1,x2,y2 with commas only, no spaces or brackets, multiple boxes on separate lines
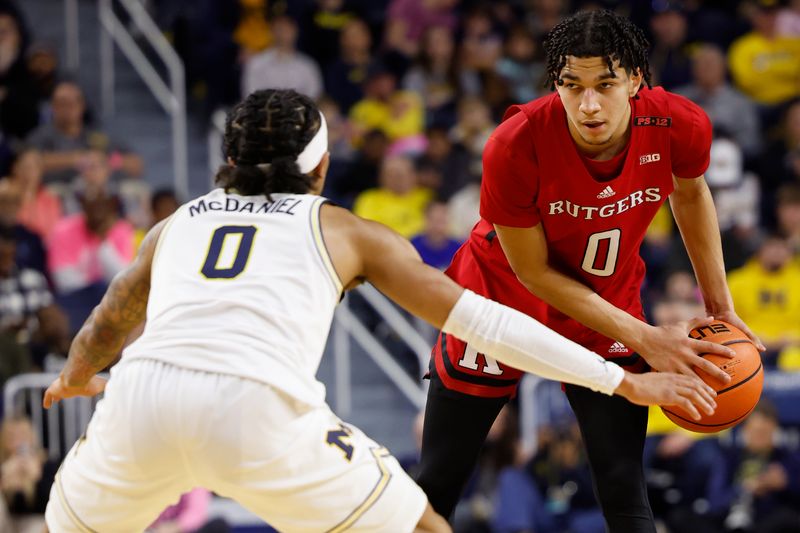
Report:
660,321,763,433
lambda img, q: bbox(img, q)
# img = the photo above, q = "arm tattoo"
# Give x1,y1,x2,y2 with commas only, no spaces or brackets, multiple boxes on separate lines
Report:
61,223,162,387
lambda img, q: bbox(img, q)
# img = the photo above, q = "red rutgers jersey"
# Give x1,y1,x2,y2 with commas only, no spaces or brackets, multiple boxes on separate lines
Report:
432,87,712,398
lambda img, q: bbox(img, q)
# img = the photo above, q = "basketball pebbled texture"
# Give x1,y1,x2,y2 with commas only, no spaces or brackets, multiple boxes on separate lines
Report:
661,321,763,433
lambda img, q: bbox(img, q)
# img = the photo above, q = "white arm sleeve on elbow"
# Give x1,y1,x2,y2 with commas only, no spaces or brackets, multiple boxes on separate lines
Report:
442,289,625,395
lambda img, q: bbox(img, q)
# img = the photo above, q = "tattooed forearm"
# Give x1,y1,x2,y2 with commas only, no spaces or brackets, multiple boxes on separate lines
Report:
60,220,167,387
62,269,151,386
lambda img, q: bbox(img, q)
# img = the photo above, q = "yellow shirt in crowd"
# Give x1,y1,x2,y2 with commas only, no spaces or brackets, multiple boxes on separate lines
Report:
728,32,800,105
234,0,272,53
349,92,424,143
727,259,800,345
353,187,433,238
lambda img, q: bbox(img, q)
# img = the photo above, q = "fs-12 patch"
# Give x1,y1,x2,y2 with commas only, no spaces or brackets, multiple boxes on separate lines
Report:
634,116,672,127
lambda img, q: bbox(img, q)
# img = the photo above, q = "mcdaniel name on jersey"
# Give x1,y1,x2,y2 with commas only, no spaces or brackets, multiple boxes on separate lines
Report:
548,187,662,220
188,195,303,218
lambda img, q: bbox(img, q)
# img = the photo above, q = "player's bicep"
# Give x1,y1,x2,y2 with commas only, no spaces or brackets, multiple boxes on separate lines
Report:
493,223,549,285
671,174,710,201
357,220,464,329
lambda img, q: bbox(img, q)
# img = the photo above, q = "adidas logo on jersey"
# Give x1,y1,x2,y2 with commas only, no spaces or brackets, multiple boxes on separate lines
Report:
596,186,616,199
639,153,661,165
608,341,628,354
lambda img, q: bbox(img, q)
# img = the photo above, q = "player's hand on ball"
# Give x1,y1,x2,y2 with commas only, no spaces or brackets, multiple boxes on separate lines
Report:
615,371,717,421
43,375,107,409
710,309,766,352
637,316,734,383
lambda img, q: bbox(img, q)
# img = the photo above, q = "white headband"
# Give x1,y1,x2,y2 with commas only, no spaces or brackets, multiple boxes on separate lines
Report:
255,112,328,174
297,112,328,173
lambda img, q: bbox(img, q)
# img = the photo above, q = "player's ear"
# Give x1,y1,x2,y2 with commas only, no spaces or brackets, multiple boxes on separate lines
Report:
628,68,643,97
309,152,330,194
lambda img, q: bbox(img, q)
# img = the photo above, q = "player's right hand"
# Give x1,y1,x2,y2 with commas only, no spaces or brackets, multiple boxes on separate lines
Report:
615,371,717,420
636,317,734,384
43,375,107,409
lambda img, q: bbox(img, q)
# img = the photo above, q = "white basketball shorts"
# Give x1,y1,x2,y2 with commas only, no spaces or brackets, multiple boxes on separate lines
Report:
45,358,427,532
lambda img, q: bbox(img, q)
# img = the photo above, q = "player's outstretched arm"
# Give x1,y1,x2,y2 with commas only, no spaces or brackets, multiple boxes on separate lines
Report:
493,222,736,383
43,219,168,409
322,205,716,416
670,175,764,351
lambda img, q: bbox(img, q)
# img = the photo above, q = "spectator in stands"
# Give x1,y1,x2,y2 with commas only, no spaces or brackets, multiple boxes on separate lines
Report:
402,25,480,128
134,188,180,251
241,14,323,99
384,0,458,59
0,416,58,531
298,0,356,70
728,235,800,367
777,0,800,36
25,43,58,104
410,201,461,270
447,178,480,241
353,154,432,238
0,6,38,141
705,137,763,270
323,18,372,112
496,25,545,105
27,80,144,184
7,147,62,240
317,95,353,162
728,0,800,110
0,225,69,377
189,0,271,113
643,293,724,533
416,125,472,200
349,63,424,144
759,101,800,214
493,420,603,533
328,128,388,206
230,0,272,57
675,45,761,159
47,182,134,331
455,405,522,533
648,1,693,89
150,488,230,533
150,188,180,226
449,96,495,177
664,270,703,305
0,179,45,276
524,0,566,40
706,400,800,532
459,7,504,75
776,184,800,254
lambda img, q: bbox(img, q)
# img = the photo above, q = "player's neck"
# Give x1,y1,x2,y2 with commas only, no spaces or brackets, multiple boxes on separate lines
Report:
571,104,632,161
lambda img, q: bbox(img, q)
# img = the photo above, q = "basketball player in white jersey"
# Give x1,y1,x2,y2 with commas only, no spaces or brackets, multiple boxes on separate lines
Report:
42,89,718,533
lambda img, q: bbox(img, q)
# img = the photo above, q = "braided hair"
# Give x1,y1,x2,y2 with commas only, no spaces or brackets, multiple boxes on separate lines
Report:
543,10,651,94
216,89,322,199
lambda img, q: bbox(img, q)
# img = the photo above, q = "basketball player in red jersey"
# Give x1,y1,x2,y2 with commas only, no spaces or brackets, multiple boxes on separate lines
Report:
415,10,764,533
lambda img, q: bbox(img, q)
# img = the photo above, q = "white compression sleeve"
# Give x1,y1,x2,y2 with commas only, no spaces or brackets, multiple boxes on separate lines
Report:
442,289,625,395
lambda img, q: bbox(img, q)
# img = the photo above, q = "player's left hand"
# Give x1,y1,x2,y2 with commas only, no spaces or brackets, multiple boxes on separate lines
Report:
711,309,766,352
43,375,107,409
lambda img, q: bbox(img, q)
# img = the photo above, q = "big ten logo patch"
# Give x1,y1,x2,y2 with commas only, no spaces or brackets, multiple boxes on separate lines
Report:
639,153,661,165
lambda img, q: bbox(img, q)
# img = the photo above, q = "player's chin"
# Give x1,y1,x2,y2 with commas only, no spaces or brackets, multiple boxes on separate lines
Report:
580,131,613,145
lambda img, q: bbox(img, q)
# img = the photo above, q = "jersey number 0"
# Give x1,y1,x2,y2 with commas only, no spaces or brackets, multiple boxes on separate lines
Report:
581,229,621,277
201,225,257,279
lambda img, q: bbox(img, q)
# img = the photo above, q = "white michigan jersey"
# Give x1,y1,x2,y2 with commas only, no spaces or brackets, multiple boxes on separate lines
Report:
124,188,343,406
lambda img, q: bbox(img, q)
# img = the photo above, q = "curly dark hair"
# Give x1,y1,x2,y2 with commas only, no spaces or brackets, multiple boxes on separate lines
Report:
543,9,651,93
215,89,322,199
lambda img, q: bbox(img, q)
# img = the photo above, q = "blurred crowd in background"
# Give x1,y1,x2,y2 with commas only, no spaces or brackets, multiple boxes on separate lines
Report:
0,0,799,531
